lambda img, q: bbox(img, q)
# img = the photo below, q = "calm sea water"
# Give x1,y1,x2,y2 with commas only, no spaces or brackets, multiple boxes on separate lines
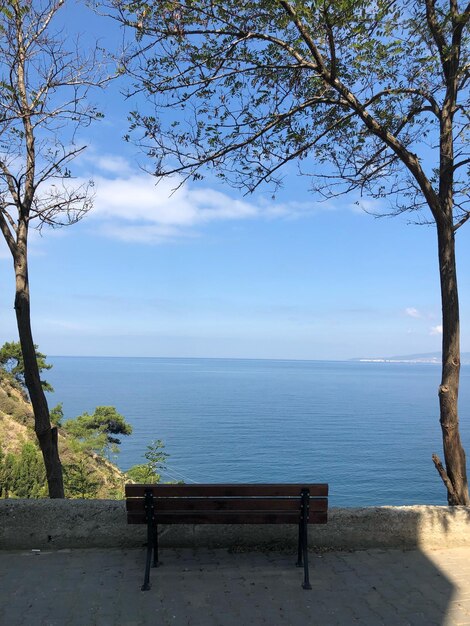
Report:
46,357,470,507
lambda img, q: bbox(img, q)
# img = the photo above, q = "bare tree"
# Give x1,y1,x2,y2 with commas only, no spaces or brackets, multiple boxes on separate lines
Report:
0,0,105,497
113,0,470,503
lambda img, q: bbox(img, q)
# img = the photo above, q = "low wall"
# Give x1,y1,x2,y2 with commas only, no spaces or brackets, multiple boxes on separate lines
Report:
1,500,470,551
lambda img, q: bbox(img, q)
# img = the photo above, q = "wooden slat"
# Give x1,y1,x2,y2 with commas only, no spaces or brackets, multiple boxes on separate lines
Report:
126,497,328,513
125,483,328,498
127,511,328,525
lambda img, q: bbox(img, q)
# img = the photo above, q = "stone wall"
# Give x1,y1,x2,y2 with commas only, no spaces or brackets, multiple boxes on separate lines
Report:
1,500,470,550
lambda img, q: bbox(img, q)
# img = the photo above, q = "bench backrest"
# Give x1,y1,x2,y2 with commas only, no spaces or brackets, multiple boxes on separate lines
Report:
125,483,328,525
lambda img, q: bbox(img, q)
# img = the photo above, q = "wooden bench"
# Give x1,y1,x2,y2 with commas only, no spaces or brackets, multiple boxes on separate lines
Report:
125,483,328,591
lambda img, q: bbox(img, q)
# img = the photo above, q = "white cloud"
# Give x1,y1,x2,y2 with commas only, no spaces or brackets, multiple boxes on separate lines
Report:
83,171,320,242
90,174,257,225
78,149,134,177
92,155,133,176
405,307,421,319
42,153,378,243
430,325,443,336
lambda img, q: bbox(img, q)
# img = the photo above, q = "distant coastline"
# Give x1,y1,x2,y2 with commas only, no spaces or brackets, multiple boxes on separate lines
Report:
352,352,470,365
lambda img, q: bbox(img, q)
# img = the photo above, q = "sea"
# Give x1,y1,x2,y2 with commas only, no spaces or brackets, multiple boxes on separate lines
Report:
45,356,470,507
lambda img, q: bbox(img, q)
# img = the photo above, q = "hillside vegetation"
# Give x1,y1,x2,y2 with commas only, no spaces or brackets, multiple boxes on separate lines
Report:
0,371,127,498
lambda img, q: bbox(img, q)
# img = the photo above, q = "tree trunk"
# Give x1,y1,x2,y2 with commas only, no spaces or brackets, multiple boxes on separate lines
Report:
436,220,469,504
13,239,64,498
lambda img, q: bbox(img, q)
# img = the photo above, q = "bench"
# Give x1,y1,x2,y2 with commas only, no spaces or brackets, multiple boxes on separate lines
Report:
125,483,328,591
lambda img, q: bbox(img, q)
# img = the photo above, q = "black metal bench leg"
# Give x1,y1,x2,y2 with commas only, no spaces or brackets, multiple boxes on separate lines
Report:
296,521,303,567
301,517,311,590
142,518,153,591
153,524,159,567
300,488,312,590
142,489,155,591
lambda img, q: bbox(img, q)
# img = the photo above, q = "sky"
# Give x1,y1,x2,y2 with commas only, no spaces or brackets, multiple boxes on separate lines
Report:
0,1,469,361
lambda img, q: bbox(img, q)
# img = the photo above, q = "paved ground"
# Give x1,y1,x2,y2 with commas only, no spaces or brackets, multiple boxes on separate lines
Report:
1,546,470,625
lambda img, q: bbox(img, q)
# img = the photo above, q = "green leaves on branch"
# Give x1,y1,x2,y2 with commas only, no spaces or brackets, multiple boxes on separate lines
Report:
0,341,53,393
116,0,469,221
63,406,132,458
50,403,64,427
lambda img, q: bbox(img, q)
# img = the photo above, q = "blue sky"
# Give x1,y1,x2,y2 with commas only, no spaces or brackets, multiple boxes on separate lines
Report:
0,1,469,361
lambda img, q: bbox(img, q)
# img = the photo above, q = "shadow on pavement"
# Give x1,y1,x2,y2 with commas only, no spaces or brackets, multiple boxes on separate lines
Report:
0,543,464,625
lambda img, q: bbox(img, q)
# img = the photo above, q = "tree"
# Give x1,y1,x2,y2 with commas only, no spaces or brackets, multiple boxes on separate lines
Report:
0,445,6,497
1,452,17,498
8,441,47,498
0,341,53,392
0,1,106,497
126,463,158,483
49,402,64,427
64,459,100,498
63,406,132,458
127,439,168,483
114,0,470,504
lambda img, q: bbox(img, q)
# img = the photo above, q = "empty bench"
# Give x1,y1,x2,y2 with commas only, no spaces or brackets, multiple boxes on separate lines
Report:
125,483,328,591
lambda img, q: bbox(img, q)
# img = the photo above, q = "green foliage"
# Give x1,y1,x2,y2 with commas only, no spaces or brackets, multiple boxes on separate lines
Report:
126,463,159,483
50,403,64,427
0,441,47,498
12,442,47,498
0,451,17,498
117,0,469,222
126,439,168,483
0,341,53,393
64,459,100,499
0,445,4,497
63,406,132,458
0,363,17,390
144,439,168,474
1,399,132,498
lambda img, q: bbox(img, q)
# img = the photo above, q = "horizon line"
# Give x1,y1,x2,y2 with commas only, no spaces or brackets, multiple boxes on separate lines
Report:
46,353,453,363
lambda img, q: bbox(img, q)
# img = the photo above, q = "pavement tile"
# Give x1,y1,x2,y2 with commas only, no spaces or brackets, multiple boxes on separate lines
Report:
2,546,470,625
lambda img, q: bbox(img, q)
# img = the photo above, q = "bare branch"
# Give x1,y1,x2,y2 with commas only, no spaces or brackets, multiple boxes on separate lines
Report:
453,211,470,232
453,157,470,171
33,145,87,190
0,0,107,231
0,210,17,256
0,159,21,208
432,453,459,502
